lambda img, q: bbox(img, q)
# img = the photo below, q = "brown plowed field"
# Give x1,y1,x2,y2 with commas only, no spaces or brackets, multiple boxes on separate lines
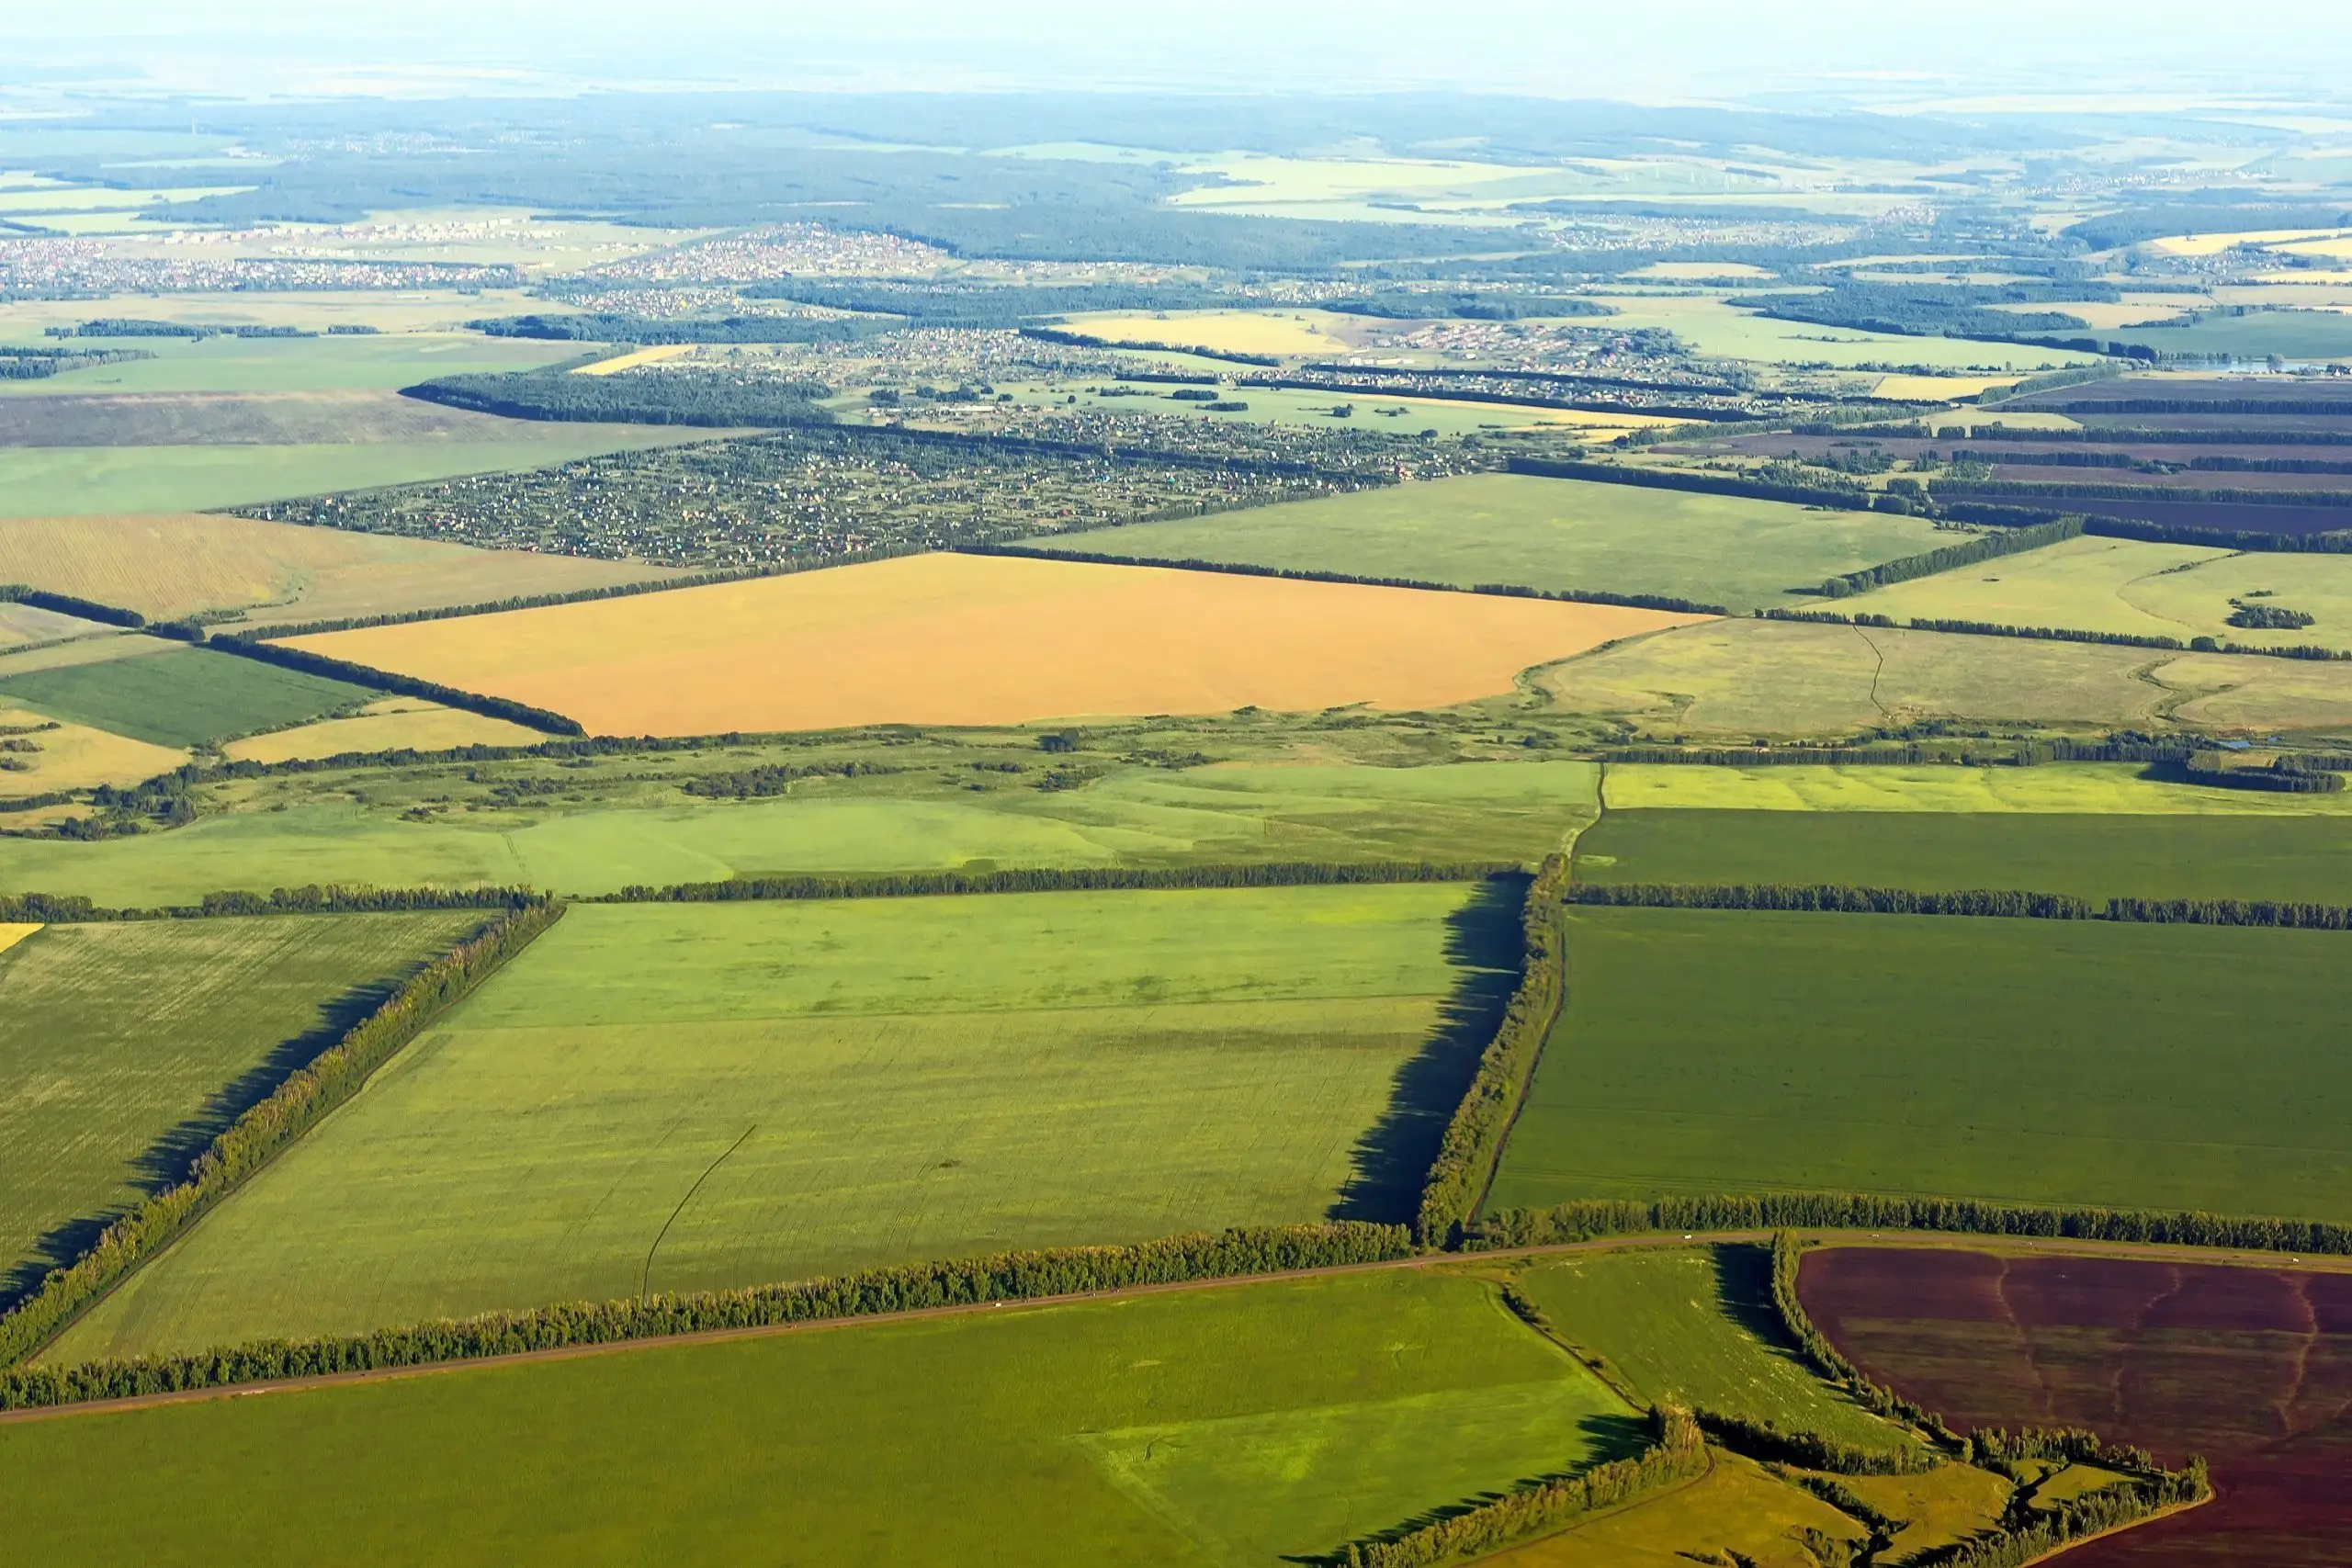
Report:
1799,1247,2352,1565
287,551,1710,736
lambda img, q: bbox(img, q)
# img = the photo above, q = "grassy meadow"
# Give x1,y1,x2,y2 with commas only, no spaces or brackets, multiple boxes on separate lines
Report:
0,704,186,794
1029,472,1949,614
52,885,1517,1356
1485,907,2352,1224
1538,616,2352,738
0,333,577,398
1510,1244,1909,1453
1579,806,2352,902
0,644,377,748
0,512,679,626
0,439,708,518
1479,1449,1863,1568
1839,533,2352,654
0,757,1600,905
6,1269,1634,1567
286,553,1704,736
0,911,481,1303
219,699,548,762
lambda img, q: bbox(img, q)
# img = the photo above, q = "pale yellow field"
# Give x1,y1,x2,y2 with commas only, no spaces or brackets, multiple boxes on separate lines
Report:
1629,261,1773,280
1986,296,2206,331
0,513,679,625
0,705,187,791
1842,534,2352,654
572,344,694,376
1603,761,2352,815
1486,1451,1863,1568
2147,228,2352,256
1871,373,2025,401
289,552,1711,736
1540,615,2352,739
0,922,40,953
220,698,548,762
1061,309,1363,356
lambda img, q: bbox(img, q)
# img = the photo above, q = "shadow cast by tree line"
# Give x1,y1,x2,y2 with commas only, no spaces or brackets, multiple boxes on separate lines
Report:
1331,872,1527,1227
0,976,404,1314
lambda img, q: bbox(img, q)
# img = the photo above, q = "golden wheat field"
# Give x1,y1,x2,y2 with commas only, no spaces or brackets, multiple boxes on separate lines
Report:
288,552,1709,736
219,698,548,762
0,922,40,953
0,513,678,624
0,705,187,790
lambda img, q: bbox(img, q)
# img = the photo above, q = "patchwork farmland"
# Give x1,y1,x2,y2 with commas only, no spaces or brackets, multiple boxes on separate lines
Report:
8,61,2352,1567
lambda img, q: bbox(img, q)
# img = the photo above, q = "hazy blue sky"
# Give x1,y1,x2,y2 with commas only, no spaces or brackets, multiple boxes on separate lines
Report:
15,1,2352,104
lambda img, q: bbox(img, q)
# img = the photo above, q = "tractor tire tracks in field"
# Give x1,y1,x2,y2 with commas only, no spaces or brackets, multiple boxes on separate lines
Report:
640,1123,759,1298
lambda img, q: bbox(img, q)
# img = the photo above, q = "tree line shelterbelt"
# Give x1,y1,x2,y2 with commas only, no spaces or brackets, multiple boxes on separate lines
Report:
1563,881,2352,926
225,423,1414,570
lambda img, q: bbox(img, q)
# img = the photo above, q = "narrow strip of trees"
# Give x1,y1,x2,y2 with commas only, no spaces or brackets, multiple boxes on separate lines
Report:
1416,856,1572,1246
0,1223,1408,1407
0,901,564,1368
1333,1404,1706,1568
0,886,544,925
207,636,588,736
1816,517,2083,599
1470,1191,2352,1258
603,863,1510,905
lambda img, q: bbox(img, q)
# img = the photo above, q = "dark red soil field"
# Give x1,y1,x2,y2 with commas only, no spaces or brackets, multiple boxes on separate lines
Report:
1798,1247,2352,1565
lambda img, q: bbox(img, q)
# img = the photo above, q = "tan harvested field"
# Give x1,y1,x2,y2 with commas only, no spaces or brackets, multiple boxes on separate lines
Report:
1870,373,2023,401
0,513,681,625
1062,309,1367,355
0,921,39,953
571,345,694,376
220,698,546,762
0,705,187,790
1537,616,2352,739
0,634,177,681
289,552,1710,736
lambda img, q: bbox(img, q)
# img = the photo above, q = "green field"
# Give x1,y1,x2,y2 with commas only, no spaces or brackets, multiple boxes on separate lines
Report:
1030,472,1949,613
0,758,1600,905
1840,533,2352,653
53,885,1516,1357
1485,907,2352,1222
2106,309,2352,359
0,911,481,1304
5,1269,1634,1567
0,643,379,748
1538,615,2352,738
0,333,576,398
1511,1245,1909,1452
0,438,720,517
1601,760,2352,815
1579,807,2352,902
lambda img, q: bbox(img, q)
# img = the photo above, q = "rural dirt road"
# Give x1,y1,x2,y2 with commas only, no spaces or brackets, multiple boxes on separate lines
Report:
8,1226,2349,1426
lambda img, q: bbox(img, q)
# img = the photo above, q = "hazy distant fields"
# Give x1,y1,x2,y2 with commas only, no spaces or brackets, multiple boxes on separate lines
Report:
0,512,679,626
1030,472,1949,613
53,885,1512,1357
